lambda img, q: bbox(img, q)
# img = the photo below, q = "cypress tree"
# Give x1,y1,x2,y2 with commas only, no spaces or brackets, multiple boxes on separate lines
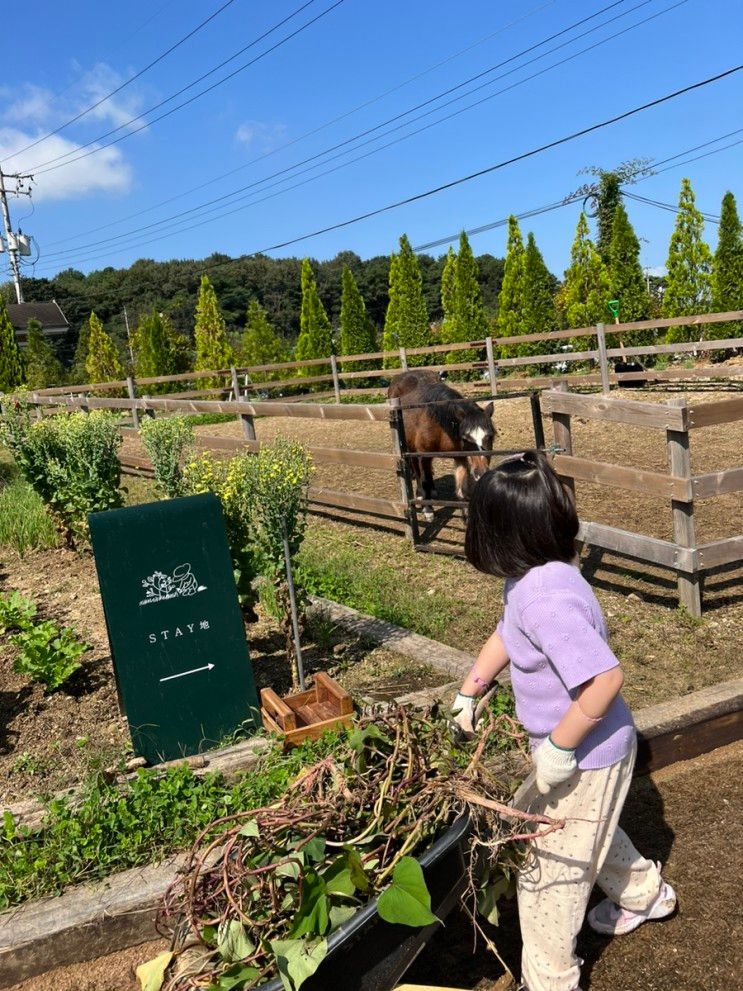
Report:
557,212,611,339
608,201,652,345
239,298,289,380
497,216,525,356
71,318,92,383
440,246,457,341
24,318,64,389
194,275,233,385
452,231,488,341
339,266,375,372
663,178,713,343
0,296,23,391
295,258,333,376
85,311,124,384
382,234,430,367
596,171,622,263
134,309,177,389
710,191,743,339
520,233,558,359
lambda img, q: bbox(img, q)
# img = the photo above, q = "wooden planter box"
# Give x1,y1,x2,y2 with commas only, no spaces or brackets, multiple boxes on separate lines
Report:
260,673,354,746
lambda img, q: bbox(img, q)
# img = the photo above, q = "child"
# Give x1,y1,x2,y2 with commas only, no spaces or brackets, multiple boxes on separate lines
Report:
451,450,676,991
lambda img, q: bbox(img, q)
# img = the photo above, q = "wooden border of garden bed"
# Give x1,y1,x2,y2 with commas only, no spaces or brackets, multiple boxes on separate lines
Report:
1,677,740,987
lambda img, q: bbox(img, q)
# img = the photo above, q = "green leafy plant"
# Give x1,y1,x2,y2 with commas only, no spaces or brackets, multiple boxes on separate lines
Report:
11,620,88,691
0,589,37,634
139,415,194,497
0,401,123,547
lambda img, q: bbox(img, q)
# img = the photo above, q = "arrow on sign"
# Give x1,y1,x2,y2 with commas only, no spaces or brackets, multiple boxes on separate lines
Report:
160,663,215,683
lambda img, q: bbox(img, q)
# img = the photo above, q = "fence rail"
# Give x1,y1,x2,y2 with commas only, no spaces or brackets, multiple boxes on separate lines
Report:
27,309,743,405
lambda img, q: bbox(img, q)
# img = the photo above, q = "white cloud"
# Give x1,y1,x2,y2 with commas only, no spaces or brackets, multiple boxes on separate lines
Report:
0,127,132,201
235,120,287,153
0,62,149,203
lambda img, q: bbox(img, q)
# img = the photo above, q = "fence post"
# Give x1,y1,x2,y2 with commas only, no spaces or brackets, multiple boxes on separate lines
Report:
330,354,341,404
596,322,610,394
399,346,408,371
230,366,256,442
126,376,140,430
666,398,702,617
551,381,575,497
388,396,419,545
485,336,498,396
529,392,545,449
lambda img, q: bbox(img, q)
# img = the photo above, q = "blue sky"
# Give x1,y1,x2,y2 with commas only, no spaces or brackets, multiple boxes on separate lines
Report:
1,0,741,283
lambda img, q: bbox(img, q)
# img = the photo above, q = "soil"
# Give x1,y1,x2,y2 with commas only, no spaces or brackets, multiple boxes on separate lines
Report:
9,741,741,991
0,549,444,803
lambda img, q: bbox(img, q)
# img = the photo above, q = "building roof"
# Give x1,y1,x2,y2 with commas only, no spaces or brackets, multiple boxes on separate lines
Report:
7,300,69,335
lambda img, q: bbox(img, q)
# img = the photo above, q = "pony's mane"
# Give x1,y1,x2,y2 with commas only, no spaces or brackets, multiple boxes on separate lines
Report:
418,380,480,439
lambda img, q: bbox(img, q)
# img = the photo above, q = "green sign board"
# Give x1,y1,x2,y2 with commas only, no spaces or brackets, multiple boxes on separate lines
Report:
89,493,259,764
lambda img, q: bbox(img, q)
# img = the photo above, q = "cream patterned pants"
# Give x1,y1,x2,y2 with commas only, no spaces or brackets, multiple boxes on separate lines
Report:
516,739,661,991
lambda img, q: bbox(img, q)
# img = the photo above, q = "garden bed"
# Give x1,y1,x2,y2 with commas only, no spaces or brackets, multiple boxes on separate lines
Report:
0,547,446,804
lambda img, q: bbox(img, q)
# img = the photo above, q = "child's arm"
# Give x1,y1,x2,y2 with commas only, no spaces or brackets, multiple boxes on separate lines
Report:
550,666,625,750
452,630,509,738
533,664,625,794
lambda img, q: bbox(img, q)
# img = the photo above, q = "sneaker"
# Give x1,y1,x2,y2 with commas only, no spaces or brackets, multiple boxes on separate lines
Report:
587,870,677,936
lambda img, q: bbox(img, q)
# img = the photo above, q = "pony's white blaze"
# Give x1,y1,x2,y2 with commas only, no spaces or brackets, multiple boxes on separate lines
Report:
468,427,489,450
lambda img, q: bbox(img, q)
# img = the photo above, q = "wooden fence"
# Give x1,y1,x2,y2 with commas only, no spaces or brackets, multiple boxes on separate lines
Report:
8,310,743,617
29,310,743,414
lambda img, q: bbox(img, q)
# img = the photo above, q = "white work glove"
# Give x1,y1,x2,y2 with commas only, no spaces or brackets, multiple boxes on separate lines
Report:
451,693,478,740
533,736,577,795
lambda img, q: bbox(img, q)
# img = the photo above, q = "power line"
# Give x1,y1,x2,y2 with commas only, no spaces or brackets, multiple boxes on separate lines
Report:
32,64,742,279
39,0,682,265
623,190,720,221
3,0,242,165
26,1,344,176
41,0,556,249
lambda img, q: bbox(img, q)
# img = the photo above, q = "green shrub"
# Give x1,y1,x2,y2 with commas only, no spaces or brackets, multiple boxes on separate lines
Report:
139,415,194,497
0,733,342,909
0,476,59,556
0,402,122,546
0,590,37,634
11,620,88,692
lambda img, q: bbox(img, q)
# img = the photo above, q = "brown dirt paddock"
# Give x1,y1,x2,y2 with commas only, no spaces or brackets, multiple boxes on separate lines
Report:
9,740,741,991
121,385,743,546
0,548,444,803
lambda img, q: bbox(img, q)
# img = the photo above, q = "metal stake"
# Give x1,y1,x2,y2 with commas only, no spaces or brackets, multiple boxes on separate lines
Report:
282,524,305,690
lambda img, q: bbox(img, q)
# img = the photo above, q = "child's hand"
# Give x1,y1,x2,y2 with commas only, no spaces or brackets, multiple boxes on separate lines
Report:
533,736,577,794
451,693,478,740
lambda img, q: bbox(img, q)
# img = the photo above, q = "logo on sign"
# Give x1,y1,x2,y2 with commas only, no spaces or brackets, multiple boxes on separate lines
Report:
139,563,207,606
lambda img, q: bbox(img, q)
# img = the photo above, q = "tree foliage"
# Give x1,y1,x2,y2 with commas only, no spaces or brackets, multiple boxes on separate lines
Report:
382,234,430,367
23,319,64,390
710,191,743,339
194,275,233,383
663,178,713,342
238,298,290,381
496,216,525,350
339,266,375,372
440,247,457,341
607,201,652,345
295,259,333,376
133,309,179,389
557,212,610,336
519,233,559,359
0,297,24,391
85,311,124,384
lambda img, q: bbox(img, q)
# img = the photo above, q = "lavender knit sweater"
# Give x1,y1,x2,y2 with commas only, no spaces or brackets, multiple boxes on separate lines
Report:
497,561,635,770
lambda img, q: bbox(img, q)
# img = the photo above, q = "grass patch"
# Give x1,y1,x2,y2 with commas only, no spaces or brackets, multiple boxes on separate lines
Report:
0,731,344,909
0,474,59,556
182,412,236,427
298,535,457,640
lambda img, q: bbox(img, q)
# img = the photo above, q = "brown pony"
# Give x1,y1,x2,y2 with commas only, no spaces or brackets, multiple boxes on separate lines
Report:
389,370,495,521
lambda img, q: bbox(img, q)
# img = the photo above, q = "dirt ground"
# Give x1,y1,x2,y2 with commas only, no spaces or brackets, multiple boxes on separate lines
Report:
10,740,741,991
0,549,443,803
165,384,743,546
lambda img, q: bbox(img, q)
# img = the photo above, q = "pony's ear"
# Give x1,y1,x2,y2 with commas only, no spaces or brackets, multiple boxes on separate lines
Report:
453,404,467,420
484,402,494,418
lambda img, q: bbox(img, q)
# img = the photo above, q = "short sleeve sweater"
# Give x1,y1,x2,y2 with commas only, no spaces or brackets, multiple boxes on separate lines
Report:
497,560,635,770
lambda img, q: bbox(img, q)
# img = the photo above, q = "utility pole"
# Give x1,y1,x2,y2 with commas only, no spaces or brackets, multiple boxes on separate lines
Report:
0,165,34,304
123,306,134,364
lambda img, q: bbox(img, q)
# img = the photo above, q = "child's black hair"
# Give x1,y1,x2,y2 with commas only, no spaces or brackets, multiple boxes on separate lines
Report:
464,449,579,578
